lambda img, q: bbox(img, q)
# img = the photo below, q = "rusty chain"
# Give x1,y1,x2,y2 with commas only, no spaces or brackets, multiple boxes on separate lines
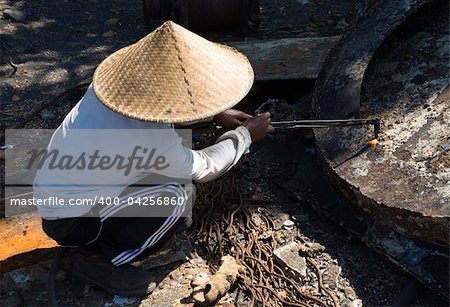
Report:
186,168,338,306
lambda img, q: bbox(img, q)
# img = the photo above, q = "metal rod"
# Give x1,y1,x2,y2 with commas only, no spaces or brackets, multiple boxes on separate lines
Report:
271,118,379,126
271,118,381,138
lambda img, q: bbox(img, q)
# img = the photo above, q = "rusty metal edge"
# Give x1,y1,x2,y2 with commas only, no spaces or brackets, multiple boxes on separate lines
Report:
310,0,448,299
311,0,433,119
314,148,449,300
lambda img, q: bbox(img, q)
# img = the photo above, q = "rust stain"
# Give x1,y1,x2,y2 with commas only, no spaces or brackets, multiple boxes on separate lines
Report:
0,212,58,272
315,2,449,247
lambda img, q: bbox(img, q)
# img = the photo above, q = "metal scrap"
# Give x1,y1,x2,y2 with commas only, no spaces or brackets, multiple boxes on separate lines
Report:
187,169,339,306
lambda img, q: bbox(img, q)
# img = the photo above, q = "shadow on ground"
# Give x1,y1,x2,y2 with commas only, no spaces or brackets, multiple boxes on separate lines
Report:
0,0,152,129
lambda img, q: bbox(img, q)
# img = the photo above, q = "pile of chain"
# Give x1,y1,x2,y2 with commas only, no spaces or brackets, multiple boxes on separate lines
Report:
186,168,339,307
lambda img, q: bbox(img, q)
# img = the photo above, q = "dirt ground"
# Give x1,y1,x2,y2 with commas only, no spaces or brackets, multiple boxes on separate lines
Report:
1,0,354,129
1,98,447,306
0,0,447,306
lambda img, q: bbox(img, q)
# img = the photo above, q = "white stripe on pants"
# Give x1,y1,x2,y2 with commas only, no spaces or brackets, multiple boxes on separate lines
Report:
99,183,190,265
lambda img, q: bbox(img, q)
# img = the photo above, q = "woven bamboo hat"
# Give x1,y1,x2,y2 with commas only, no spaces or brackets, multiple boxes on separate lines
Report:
92,21,254,123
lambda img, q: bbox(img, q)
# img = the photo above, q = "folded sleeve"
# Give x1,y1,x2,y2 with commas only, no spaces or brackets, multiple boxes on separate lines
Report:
190,126,252,182
148,126,251,182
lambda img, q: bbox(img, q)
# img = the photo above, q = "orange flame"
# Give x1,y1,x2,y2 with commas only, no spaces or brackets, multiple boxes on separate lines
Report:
366,139,379,148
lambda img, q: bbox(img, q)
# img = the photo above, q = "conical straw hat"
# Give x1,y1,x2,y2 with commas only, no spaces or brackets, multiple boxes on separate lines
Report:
92,21,254,123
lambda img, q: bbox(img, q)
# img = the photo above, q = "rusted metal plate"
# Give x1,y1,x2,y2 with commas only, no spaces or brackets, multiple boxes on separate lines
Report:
311,0,431,119
362,226,449,300
315,0,449,246
316,89,449,247
0,212,58,272
227,36,341,80
312,0,449,298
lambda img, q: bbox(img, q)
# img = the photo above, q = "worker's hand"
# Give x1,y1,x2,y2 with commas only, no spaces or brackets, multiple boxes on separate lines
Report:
242,112,274,142
214,109,253,128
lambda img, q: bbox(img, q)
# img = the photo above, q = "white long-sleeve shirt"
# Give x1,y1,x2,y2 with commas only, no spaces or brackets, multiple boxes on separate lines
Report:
33,84,251,218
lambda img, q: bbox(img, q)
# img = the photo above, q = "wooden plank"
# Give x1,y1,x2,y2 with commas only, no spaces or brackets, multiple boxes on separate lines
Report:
226,36,341,81
0,212,58,272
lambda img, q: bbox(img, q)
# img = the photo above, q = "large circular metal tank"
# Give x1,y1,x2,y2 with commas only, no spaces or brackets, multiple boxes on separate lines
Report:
312,0,449,299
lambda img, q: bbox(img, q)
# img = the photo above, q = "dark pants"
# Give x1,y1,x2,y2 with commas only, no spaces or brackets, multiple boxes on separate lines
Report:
43,183,194,265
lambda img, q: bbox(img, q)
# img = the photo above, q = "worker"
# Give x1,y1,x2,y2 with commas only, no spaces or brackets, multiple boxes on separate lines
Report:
33,21,273,296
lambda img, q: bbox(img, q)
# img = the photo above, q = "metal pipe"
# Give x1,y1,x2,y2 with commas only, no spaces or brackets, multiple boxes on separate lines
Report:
271,118,380,126
271,118,380,138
